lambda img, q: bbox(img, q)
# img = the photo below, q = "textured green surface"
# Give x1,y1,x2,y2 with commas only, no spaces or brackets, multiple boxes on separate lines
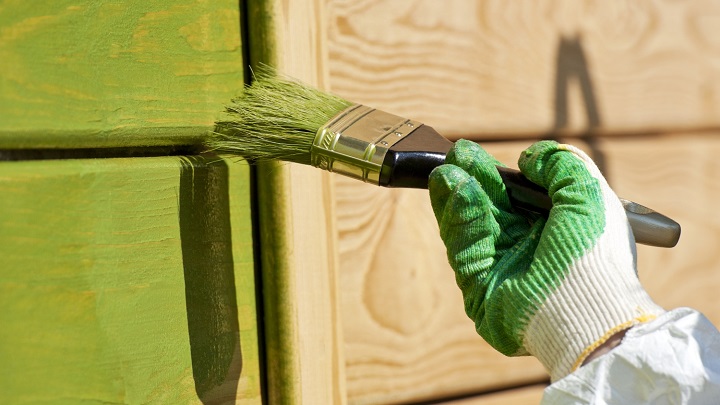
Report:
242,0,301,403
0,0,244,148
0,156,261,404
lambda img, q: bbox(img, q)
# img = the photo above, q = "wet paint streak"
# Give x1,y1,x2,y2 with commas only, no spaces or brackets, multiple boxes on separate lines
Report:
179,157,243,403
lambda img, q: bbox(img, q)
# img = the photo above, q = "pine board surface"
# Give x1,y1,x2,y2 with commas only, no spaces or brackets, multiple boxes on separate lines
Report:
336,135,720,404
326,0,720,138
0,0,244,148
602,133,720,326
438,385,547,405
0,156,261,404
335,142,548,405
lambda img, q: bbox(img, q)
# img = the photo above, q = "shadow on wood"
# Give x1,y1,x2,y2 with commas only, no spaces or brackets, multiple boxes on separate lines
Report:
552,35,608,178
179,157,243,404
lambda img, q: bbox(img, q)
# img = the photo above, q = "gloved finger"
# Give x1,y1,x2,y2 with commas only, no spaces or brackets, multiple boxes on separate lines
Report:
429,164,500,293
430,163,547,355
480,216,545,353
446,139,511,212
518,141,624,211
517,140,631,247
446,140,530,247
518,140,603,214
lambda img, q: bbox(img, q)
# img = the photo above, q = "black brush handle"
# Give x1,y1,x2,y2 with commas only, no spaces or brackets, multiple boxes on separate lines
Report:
379,125,680,248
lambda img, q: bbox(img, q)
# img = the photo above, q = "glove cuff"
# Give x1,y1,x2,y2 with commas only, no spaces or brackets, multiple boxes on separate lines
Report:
522,233,665,381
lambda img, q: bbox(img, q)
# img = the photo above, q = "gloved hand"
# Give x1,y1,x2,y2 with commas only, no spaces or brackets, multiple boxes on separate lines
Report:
428,139,665,381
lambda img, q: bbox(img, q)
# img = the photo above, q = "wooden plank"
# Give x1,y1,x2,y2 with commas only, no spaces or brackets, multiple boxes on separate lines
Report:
0,0,244,148
0,156,261,404
245,0,348,404
448,136,720,329
338,135,718,404
336,141,549,405
486,134,720,328
326,0,720,138
437,385,547,405
600,133,720,326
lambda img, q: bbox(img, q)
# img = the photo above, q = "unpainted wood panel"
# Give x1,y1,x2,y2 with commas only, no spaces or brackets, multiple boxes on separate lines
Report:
335,141,550,405
327,0,720,138
0,156,260,404
336,135,717,404
0,0,244,148
438,385,547,405
485,136,720,344
601,133,720,326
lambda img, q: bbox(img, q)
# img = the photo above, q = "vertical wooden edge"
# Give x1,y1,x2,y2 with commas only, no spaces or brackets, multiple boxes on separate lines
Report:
287,166,347,405
225,158,264,404
247,0,348,403
326,177,348,404
245,0,277,68
256,161,302,404
256,164,348,405
245,1,293,402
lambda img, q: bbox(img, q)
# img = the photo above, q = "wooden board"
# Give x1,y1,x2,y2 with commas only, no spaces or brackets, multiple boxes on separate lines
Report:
600,133,720,326
245,0,348,404
326,0,720,138
336,141,549,405
438,385,547,405
0,0,244,148
336,134,720,404
0,156,261,404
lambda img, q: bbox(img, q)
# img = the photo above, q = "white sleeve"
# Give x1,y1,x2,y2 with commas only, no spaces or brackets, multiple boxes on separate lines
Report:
541,308,720,404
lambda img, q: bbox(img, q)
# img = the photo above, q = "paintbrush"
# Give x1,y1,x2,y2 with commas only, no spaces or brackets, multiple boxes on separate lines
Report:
209,73,680,248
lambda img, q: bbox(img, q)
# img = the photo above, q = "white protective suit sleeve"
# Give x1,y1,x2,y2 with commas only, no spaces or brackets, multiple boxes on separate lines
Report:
541,307,720,404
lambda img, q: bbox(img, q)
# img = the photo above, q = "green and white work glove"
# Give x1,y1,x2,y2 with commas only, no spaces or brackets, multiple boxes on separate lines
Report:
429,140,665,381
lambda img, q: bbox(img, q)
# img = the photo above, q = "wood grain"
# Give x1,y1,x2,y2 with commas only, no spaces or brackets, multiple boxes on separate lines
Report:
335,134,720,404
0,0,244,148
326,0,720,138
246,0,348,404
601,133,720,326
0,156,261,404
335,141,550,405
438,385,547,405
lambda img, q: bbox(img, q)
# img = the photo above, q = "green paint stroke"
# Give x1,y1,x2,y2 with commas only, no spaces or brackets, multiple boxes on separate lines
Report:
242,0,303,402
179,157,243,403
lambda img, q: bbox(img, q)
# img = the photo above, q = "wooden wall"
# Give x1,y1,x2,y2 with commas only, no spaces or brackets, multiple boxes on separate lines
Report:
326,0,720,137
4,0,716,404
323,1,720,404
0,2,262,404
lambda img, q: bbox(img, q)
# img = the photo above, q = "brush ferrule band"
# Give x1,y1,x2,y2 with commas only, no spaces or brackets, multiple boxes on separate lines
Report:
311,104,421,184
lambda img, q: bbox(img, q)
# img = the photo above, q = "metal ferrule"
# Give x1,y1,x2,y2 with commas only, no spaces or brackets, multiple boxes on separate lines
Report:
311,104,421,184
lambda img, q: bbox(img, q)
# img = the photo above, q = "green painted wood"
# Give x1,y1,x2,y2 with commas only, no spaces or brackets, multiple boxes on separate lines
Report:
243,1,301,403
0,156,261,404
254,161,301,404
0,0,244,148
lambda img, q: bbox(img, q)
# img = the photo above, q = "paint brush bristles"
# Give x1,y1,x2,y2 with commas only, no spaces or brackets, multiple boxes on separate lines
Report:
209,72,353,165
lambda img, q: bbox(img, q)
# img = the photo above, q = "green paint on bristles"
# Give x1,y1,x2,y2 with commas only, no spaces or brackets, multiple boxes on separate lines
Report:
210,70,353,165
